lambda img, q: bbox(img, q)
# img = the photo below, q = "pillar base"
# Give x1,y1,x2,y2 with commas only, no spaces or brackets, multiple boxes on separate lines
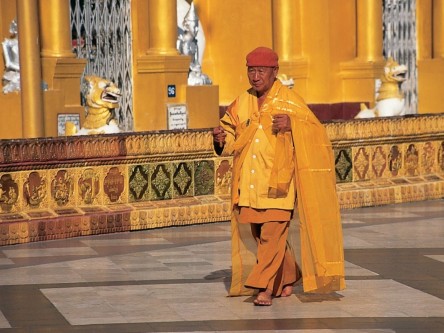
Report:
339,58,385,105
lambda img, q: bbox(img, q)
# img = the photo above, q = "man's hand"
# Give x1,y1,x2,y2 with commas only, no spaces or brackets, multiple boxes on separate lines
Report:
213,126,226,147
272,114,291,134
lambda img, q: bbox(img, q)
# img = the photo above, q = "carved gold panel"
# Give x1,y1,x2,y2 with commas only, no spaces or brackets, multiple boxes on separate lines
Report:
215,158,232,195
103,165,128,205
48,169,76,209
77,167,102,206
22,170,50,211
0,172,21,213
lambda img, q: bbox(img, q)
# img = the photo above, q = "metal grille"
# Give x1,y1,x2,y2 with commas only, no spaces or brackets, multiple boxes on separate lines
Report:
383,0,417,114
70,0,134,131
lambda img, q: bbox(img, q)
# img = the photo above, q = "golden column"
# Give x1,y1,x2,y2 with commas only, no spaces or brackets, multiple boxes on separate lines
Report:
272,0,302,61
271,0,308,96
147,0,179,55
416,0,433,60
433,0,444,58
39,0,75,58
17,0,44,138
38,0,86,137
132,0,190,131
357,0,383,61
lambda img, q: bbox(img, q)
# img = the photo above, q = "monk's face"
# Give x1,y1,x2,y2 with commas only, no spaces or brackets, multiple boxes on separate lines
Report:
247,66,278,97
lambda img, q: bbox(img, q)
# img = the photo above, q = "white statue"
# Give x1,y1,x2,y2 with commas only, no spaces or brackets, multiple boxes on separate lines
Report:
2,20,20,93
177,1,212,85
355,57,408,118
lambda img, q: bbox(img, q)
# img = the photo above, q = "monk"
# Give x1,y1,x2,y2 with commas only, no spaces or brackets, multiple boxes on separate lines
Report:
213,47,346,306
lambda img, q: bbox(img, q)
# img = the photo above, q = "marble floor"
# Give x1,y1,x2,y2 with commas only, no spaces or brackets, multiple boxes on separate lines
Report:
0,199,443,333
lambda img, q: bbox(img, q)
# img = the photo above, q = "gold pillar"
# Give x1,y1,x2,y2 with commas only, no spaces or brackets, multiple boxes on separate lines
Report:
357,0,383,61
417,0,433,60
271,0,308,96
272,0,302,60
433,0,444,58
39,0,75,58
17,0,44,138
147,0,178,55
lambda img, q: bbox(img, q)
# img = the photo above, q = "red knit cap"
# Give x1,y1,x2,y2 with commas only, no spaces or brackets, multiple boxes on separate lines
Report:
246,47,279,67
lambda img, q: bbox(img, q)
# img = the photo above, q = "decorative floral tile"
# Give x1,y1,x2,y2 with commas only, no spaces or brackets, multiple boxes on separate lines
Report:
194,160,214,196
129,165,150,202
353,147,370,181
371,146,388,178
150,163,172,200
334,148,353,183
173,162,194,198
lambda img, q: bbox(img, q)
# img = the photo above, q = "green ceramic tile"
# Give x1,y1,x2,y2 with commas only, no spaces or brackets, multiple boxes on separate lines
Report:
194,160,214,196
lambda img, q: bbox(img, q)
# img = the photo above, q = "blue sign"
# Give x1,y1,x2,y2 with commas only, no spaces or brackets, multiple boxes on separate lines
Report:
167,85,176,98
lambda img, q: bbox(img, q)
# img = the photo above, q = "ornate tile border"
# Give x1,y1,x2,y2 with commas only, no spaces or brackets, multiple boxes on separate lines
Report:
0,116,443,245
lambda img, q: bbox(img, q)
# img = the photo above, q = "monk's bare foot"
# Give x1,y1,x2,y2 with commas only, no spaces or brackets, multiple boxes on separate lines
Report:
253,289,272,306
280,285,293,297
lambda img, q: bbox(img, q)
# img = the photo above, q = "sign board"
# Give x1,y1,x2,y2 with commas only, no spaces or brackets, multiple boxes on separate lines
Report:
167,104,188,130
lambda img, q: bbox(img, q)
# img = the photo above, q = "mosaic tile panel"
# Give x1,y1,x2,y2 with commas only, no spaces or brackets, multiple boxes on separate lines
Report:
194,160,214,196
421,141,436,174
150,163,173,200
22,170,49,211
215,159,232,195
48,169,76,209
334,148,353,183
353,147,370,181
129,165,150,202
404,143,419,177
103,166,127,205
0,172,20,213
438,141,444,172
371,145,388,179
78,168,101,206
173,162,194,198
388,145,403,177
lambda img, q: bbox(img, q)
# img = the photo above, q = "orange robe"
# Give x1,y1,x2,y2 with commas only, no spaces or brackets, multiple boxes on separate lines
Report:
218,80,346,295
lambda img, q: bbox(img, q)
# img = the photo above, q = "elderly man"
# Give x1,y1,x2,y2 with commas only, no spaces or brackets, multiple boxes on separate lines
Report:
213,47,345,306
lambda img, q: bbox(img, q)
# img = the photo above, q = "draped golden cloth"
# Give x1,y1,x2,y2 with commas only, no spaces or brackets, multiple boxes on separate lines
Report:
219,80,345,296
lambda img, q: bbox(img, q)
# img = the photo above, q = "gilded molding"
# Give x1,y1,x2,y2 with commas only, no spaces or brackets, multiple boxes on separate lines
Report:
325,114,444,143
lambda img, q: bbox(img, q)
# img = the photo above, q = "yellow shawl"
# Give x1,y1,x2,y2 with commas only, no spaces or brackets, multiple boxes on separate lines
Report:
222,81,346,295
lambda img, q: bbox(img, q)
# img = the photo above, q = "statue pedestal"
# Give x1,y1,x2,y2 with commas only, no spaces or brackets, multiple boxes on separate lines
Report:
186,85,220,129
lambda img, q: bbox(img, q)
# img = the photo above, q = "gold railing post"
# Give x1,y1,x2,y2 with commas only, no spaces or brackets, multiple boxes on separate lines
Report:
147,0,178,55
17,0,44,138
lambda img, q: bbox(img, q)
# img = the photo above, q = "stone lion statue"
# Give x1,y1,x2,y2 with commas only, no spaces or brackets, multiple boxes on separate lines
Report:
66,75,121,135
355,57,408,118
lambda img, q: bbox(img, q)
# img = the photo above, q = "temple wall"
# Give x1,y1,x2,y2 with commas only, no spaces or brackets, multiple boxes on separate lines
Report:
0,0,442,139
0,114,443,246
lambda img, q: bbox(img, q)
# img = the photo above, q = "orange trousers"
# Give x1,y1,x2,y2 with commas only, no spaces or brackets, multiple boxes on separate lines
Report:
244,220,301,296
